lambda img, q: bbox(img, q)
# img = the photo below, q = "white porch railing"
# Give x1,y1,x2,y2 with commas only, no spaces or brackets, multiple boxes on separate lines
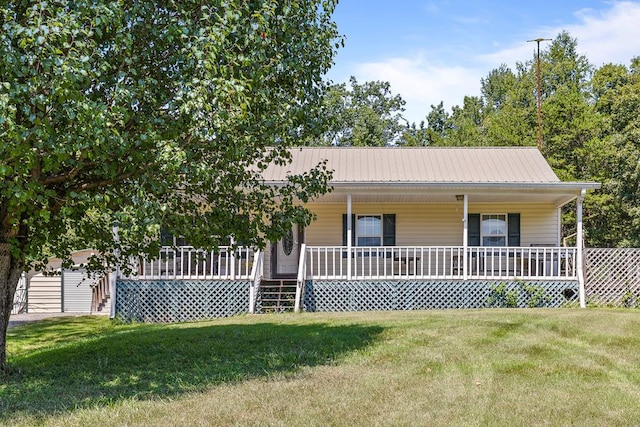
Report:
126,246,257,280
304,246,578,281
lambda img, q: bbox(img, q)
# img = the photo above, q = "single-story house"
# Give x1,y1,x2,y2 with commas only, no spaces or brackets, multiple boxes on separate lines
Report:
114,147,600,321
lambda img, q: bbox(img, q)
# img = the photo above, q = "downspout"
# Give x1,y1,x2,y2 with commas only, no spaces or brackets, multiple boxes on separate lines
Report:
347,193,352,280
463,194,468,280
576,188,586,308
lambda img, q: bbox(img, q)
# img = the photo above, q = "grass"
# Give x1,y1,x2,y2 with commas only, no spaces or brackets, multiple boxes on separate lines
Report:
2,309,640,426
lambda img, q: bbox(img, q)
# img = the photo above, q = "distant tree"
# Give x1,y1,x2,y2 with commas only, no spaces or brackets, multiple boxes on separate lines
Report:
447,96,486,146
313,77,407,146
581,58,640,246
399,121,430,146
539,32,596,177
481,64,517,111
482,61,537,147
0,0,339,374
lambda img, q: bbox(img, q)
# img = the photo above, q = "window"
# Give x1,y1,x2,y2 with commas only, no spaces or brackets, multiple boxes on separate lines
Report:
160,227,190,247
356,215,382,246
481,214,506,246
469,213,520,247
343,214,396,247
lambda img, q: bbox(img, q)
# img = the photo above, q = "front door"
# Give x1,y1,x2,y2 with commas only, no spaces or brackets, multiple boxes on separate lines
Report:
274,224,302,278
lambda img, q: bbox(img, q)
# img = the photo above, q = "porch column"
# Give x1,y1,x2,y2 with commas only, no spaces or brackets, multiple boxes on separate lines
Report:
347,193,352,280
577,189,586,308
230,237,236,279
110,225,119,319
462,194,468,280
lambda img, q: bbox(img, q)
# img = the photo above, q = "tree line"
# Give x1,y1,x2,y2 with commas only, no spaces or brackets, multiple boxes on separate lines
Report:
314,31,640,248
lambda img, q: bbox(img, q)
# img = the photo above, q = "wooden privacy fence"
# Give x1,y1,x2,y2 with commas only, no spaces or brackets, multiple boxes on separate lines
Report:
584,248,640,307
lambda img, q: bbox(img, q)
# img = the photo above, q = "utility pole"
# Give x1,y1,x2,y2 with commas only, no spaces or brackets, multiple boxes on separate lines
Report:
527,37,551,151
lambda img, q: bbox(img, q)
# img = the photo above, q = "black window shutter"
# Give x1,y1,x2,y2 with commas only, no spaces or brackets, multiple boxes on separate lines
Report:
342,214,356,246
508,213,521,246
468,214,481,246
160,226,173,246
383,214,396,246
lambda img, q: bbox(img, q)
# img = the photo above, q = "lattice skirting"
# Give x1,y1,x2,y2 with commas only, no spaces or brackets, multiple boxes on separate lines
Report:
584,248,640,307
303,280,579,312
116,280,250,322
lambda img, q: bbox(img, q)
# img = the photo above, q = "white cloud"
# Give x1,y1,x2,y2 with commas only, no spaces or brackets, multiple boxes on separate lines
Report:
354,57,483,124
480,2,640,71
345,1,640,124
565,1,640,66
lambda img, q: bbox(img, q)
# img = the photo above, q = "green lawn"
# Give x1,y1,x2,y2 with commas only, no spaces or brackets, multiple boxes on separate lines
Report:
2,309,640,426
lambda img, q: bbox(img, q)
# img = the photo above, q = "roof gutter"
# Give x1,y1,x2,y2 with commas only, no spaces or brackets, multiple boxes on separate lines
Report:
262,180,601,192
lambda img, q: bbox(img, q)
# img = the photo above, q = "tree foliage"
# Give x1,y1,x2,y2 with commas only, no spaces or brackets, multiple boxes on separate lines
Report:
0,0,340,373
312,76,407,146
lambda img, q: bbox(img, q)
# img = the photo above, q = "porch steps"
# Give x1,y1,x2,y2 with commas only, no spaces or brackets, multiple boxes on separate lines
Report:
97,295,111,314
259,280,297,313
91,275,111,315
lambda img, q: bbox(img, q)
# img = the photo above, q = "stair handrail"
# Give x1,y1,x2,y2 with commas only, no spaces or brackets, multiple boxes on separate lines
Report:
294,243,307,313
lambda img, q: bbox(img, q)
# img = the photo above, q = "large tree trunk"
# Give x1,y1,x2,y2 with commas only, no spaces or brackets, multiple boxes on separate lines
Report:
0,242,25,375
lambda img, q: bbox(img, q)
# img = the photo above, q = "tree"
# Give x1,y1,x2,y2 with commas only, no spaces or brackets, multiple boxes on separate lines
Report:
0,0,340,374
399,120,430,146
313,76,407,146
482,61,537,147
481,64,517,111
539,32,596,177
582,58,640,246
446,96,486,146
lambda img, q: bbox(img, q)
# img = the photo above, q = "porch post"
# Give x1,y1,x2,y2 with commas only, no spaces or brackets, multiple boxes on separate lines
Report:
576,189,586,308
463,194,468,280
347,193,352,280
110,225,119,319
230,237,236,279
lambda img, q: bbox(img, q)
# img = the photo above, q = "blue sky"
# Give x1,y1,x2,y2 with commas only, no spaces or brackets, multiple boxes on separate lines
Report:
327,1,640,124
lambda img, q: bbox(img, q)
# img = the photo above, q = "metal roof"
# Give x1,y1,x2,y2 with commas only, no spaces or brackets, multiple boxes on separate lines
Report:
260,147,592,185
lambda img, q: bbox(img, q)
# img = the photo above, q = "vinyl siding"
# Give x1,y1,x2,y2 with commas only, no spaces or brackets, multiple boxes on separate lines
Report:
264,202,560,279
27,274,62,313
62,269,95,313
305,202,559,247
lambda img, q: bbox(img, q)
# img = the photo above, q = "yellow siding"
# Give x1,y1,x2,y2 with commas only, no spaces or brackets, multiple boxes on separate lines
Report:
305,202,559,247
471,203,559,246
264,202,560,279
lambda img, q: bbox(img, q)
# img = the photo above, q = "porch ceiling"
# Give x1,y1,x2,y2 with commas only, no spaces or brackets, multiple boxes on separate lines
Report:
310,185,592,207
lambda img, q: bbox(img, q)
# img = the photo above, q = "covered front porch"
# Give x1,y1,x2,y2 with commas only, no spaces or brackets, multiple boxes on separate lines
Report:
286,176,596,309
